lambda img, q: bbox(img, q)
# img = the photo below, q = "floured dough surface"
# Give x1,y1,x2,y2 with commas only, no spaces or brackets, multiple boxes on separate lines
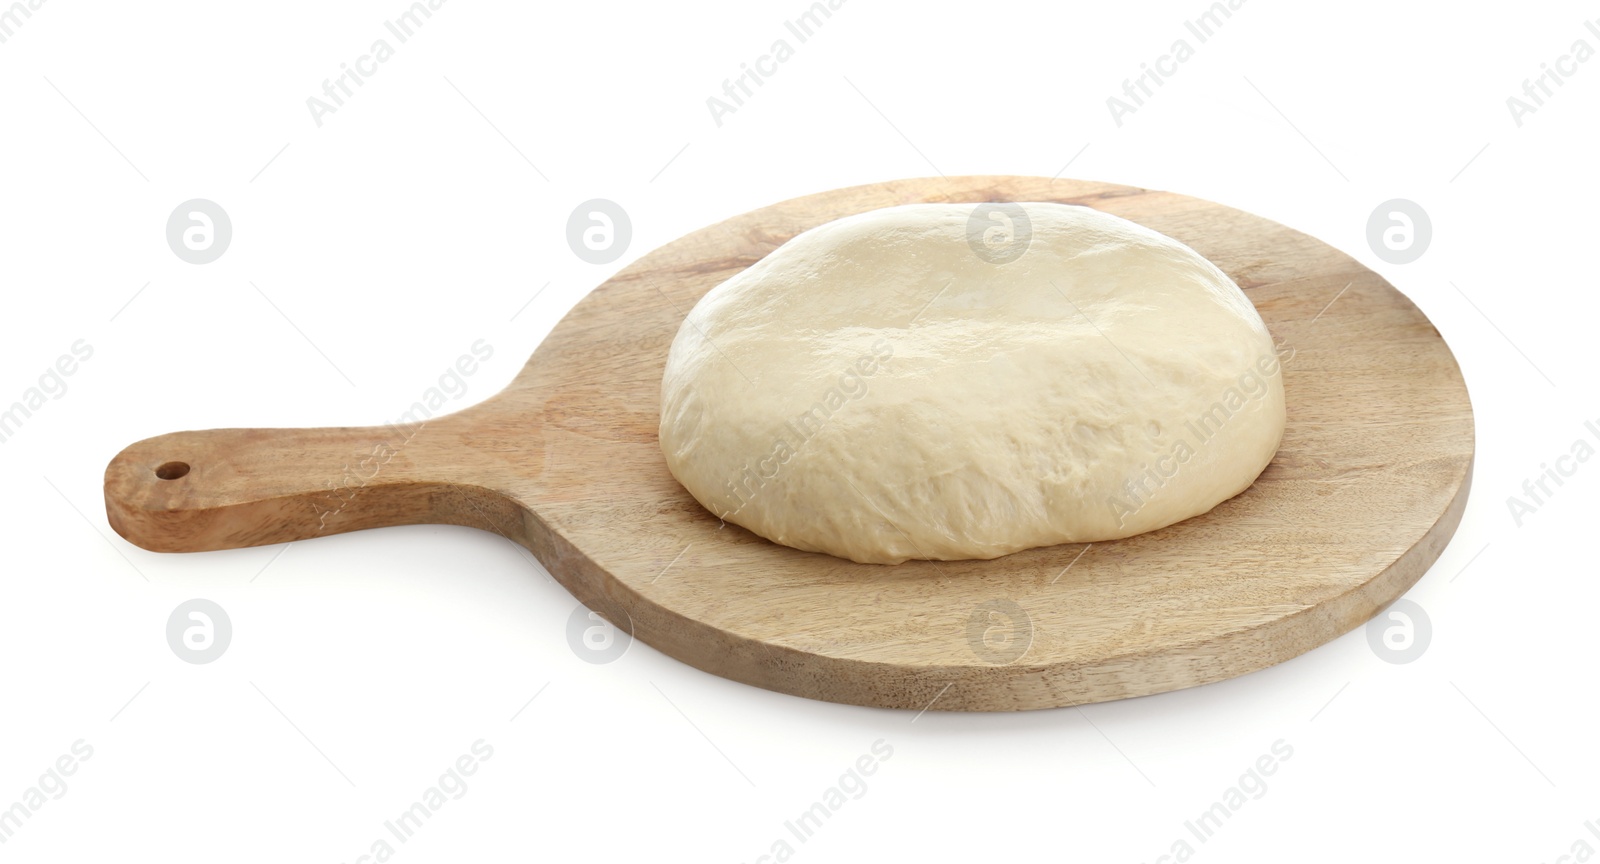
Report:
658,202,1286,564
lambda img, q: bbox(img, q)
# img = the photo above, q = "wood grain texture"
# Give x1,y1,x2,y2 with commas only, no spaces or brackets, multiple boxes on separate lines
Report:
104,176,1475,711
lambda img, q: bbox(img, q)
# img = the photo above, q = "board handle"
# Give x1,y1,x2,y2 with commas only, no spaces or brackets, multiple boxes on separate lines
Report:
104,419,511,553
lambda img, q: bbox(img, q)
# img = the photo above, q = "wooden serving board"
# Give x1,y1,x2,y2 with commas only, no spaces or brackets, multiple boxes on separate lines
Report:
104,176,1474,712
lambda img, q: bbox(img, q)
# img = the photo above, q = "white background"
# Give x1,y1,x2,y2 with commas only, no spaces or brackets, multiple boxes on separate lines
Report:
2,1,1596,861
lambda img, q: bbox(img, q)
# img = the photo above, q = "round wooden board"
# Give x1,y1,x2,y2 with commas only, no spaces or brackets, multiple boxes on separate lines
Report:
105,176,1475,712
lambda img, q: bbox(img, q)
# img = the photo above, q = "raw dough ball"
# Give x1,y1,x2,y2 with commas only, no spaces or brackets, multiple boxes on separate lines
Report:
658,202,1286,564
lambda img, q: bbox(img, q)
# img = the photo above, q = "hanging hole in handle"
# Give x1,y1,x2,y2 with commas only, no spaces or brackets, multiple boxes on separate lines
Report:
155,461,191,480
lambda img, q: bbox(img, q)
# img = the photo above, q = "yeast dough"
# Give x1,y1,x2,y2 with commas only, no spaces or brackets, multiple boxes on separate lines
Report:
658,202,1286,564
